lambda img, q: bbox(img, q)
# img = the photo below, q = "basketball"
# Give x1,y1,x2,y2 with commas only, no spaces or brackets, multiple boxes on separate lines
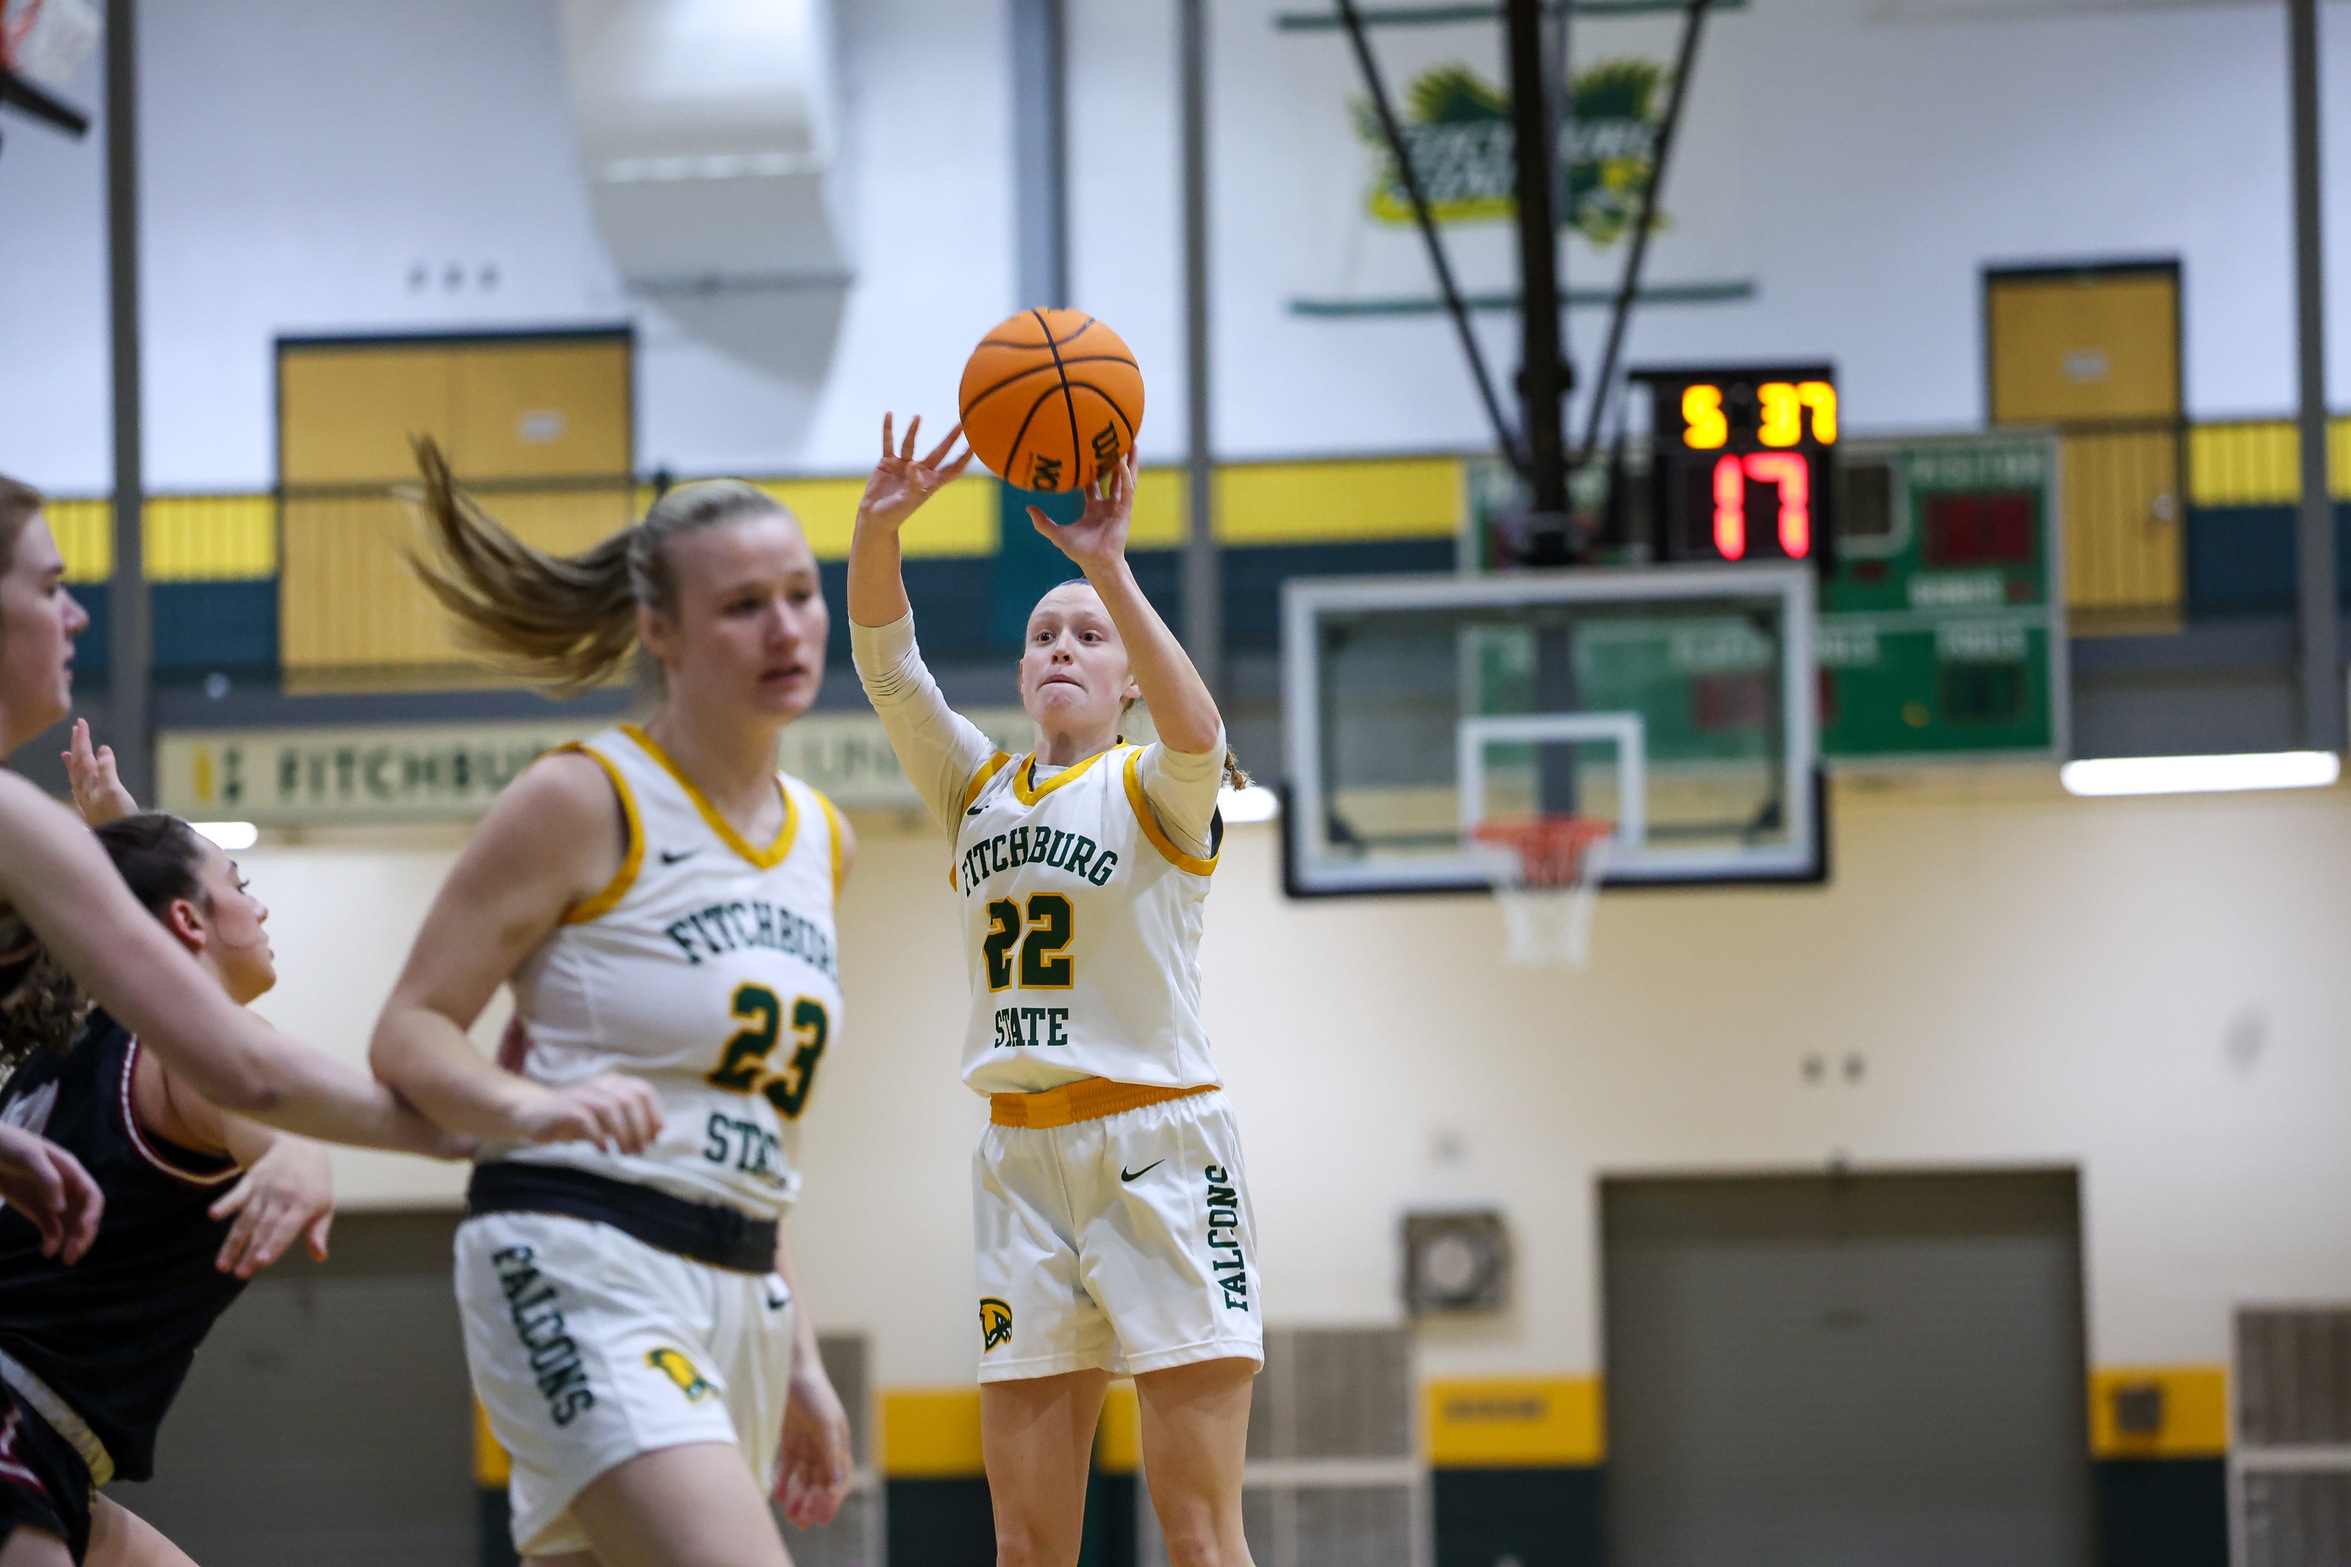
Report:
957,309,1144,495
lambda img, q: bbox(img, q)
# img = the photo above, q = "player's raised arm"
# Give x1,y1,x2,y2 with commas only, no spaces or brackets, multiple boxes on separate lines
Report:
847,413,973,630
1025,452,1223,756
848,414,1006,830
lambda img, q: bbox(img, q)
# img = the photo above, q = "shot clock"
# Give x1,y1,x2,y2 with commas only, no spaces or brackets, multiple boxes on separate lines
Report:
1633,364,1839,568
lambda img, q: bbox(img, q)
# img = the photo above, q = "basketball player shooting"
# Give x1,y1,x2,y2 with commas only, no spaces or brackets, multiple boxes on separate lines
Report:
850,414,1263,1567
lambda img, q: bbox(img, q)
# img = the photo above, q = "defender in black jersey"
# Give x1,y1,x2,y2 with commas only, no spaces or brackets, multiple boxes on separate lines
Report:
0,812,335,1565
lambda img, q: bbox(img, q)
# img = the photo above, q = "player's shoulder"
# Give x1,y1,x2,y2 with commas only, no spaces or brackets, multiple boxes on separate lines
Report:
464,744,633,874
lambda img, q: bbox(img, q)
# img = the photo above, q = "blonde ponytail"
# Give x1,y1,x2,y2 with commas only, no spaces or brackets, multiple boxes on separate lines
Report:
404,438,791,693
1222,751,1252,790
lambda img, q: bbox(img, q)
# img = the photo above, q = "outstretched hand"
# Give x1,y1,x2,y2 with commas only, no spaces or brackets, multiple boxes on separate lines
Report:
0,1122,102,1264
858,414,974,533
62,719,138,826
1027,451,1136,576
210,1134,334,1279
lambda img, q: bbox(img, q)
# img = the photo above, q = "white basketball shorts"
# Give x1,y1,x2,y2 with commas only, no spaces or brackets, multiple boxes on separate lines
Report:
973,1087,1263,1382
454,1211,795,1556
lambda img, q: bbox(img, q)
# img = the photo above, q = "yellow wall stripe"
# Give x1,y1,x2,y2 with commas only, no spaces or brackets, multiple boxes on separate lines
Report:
882,1387,986,1478
44,499,111,583
42,495,276,584
1096,1382,1142,1476
2090,1365,2228,1460
755,474,997,561
2189,416,2351,507
146,494,278,579
38,419,2342,591
473,1398,512,1488
1425,1376,1605,1467
1128,457,1465,549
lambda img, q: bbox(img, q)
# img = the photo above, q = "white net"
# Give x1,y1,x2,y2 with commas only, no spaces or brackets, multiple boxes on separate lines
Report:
1473,818,1614,969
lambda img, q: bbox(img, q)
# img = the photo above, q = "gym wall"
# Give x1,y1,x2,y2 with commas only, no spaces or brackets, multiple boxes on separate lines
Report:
244,772,2351,1390
3,0,2346,493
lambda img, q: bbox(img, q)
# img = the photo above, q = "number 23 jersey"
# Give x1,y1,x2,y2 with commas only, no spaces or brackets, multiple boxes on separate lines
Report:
502,724,845,1220
955,745,1221,1096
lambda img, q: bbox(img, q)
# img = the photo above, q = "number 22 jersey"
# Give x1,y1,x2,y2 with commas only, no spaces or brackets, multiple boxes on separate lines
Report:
955,745,1222,1096
500,724,845,1220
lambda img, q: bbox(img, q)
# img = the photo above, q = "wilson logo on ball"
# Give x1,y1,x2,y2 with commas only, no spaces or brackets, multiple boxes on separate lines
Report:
958,309,1144,495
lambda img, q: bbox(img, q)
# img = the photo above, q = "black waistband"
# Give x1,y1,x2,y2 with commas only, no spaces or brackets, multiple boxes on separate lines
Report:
466,1162,778,1275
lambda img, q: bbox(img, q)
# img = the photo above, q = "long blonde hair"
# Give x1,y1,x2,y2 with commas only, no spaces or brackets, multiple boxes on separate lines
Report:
406,439,795,693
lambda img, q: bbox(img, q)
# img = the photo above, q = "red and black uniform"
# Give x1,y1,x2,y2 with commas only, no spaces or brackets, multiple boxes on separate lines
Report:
0,1012,243,1559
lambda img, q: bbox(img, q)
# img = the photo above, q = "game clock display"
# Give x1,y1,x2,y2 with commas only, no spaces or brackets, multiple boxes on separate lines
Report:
1635,364,1839,568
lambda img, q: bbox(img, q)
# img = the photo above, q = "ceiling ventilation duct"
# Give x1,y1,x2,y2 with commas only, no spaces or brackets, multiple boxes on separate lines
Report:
560,0,851,395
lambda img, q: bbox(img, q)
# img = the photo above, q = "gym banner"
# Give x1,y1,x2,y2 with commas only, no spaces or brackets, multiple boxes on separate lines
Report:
1271,2,1756,318
156,711,1036,825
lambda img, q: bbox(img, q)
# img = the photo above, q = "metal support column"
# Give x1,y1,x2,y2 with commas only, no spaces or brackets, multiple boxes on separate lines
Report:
1505,0,1569,544
1179,0,1221,694
1010,0,1068,308
106,0,150,798
2289,0,2339,751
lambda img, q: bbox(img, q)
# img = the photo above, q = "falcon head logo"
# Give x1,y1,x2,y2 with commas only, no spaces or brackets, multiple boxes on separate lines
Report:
646,1348,713,1402
979,1298,1014,1354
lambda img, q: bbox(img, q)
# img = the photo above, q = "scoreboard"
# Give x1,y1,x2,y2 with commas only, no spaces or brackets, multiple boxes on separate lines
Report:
1634,364,1839,567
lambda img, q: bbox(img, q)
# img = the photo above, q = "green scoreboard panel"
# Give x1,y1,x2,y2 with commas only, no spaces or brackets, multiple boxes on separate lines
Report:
1819,432,2066,761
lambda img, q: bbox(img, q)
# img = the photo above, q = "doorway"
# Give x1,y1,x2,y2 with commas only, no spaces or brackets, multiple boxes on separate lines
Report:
1601,1169,2093,1567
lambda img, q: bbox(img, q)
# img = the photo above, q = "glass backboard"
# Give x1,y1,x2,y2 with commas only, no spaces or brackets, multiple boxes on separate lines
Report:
1281,564,1823,895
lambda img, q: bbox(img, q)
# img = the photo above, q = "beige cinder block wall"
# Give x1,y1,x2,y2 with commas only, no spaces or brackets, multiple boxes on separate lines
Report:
243,778,2351,1389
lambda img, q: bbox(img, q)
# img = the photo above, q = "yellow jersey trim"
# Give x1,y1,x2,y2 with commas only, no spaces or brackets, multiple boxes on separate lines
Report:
1122,749,1219,875
1011,746,1119,806
559,743,644,924
989,1079,1216,1129
621,723,796,870
960,752,1014,814
813,787,847,899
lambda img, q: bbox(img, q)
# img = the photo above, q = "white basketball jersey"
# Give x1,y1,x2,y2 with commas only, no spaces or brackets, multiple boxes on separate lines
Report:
954,745,1220,1095
501,724,845,1219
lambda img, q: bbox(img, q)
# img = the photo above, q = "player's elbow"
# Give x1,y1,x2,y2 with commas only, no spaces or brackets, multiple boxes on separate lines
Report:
367,1013,419,1090
175,1046,283,1118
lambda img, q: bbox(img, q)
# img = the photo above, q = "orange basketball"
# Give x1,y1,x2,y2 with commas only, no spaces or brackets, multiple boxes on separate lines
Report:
957,309,1144,495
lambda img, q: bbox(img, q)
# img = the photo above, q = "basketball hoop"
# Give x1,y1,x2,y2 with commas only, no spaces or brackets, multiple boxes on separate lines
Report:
1469,815,1615,969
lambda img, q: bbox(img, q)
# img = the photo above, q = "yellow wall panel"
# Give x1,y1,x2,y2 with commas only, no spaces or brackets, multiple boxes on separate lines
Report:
280,487,635,679
147,495,277,579
2061,426,2183,622
1219,456,1464,545
280,347,459,486
881,1387,985,1478
1122,457,1464,551
449,341,632,479
279,335,634,679
2190,417,2351,507
43,498,110,583
1989,271,2180,425
473,1398,511,1488
2090,1365,2227,1459
1095,1382,1142,1475
756,474,995,560
1130,467,1186,549
1425,1376,1604,1468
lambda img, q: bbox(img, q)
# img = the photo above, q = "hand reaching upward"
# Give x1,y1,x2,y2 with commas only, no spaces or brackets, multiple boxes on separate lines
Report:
858,414,974,534
62,719,138,826
1027,451,1137,579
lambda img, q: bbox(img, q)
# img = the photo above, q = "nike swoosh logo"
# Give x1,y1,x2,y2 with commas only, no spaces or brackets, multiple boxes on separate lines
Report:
1120,1161,1164,1183
967,803,986,817
764,1285,790,1311
660,847,699,863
